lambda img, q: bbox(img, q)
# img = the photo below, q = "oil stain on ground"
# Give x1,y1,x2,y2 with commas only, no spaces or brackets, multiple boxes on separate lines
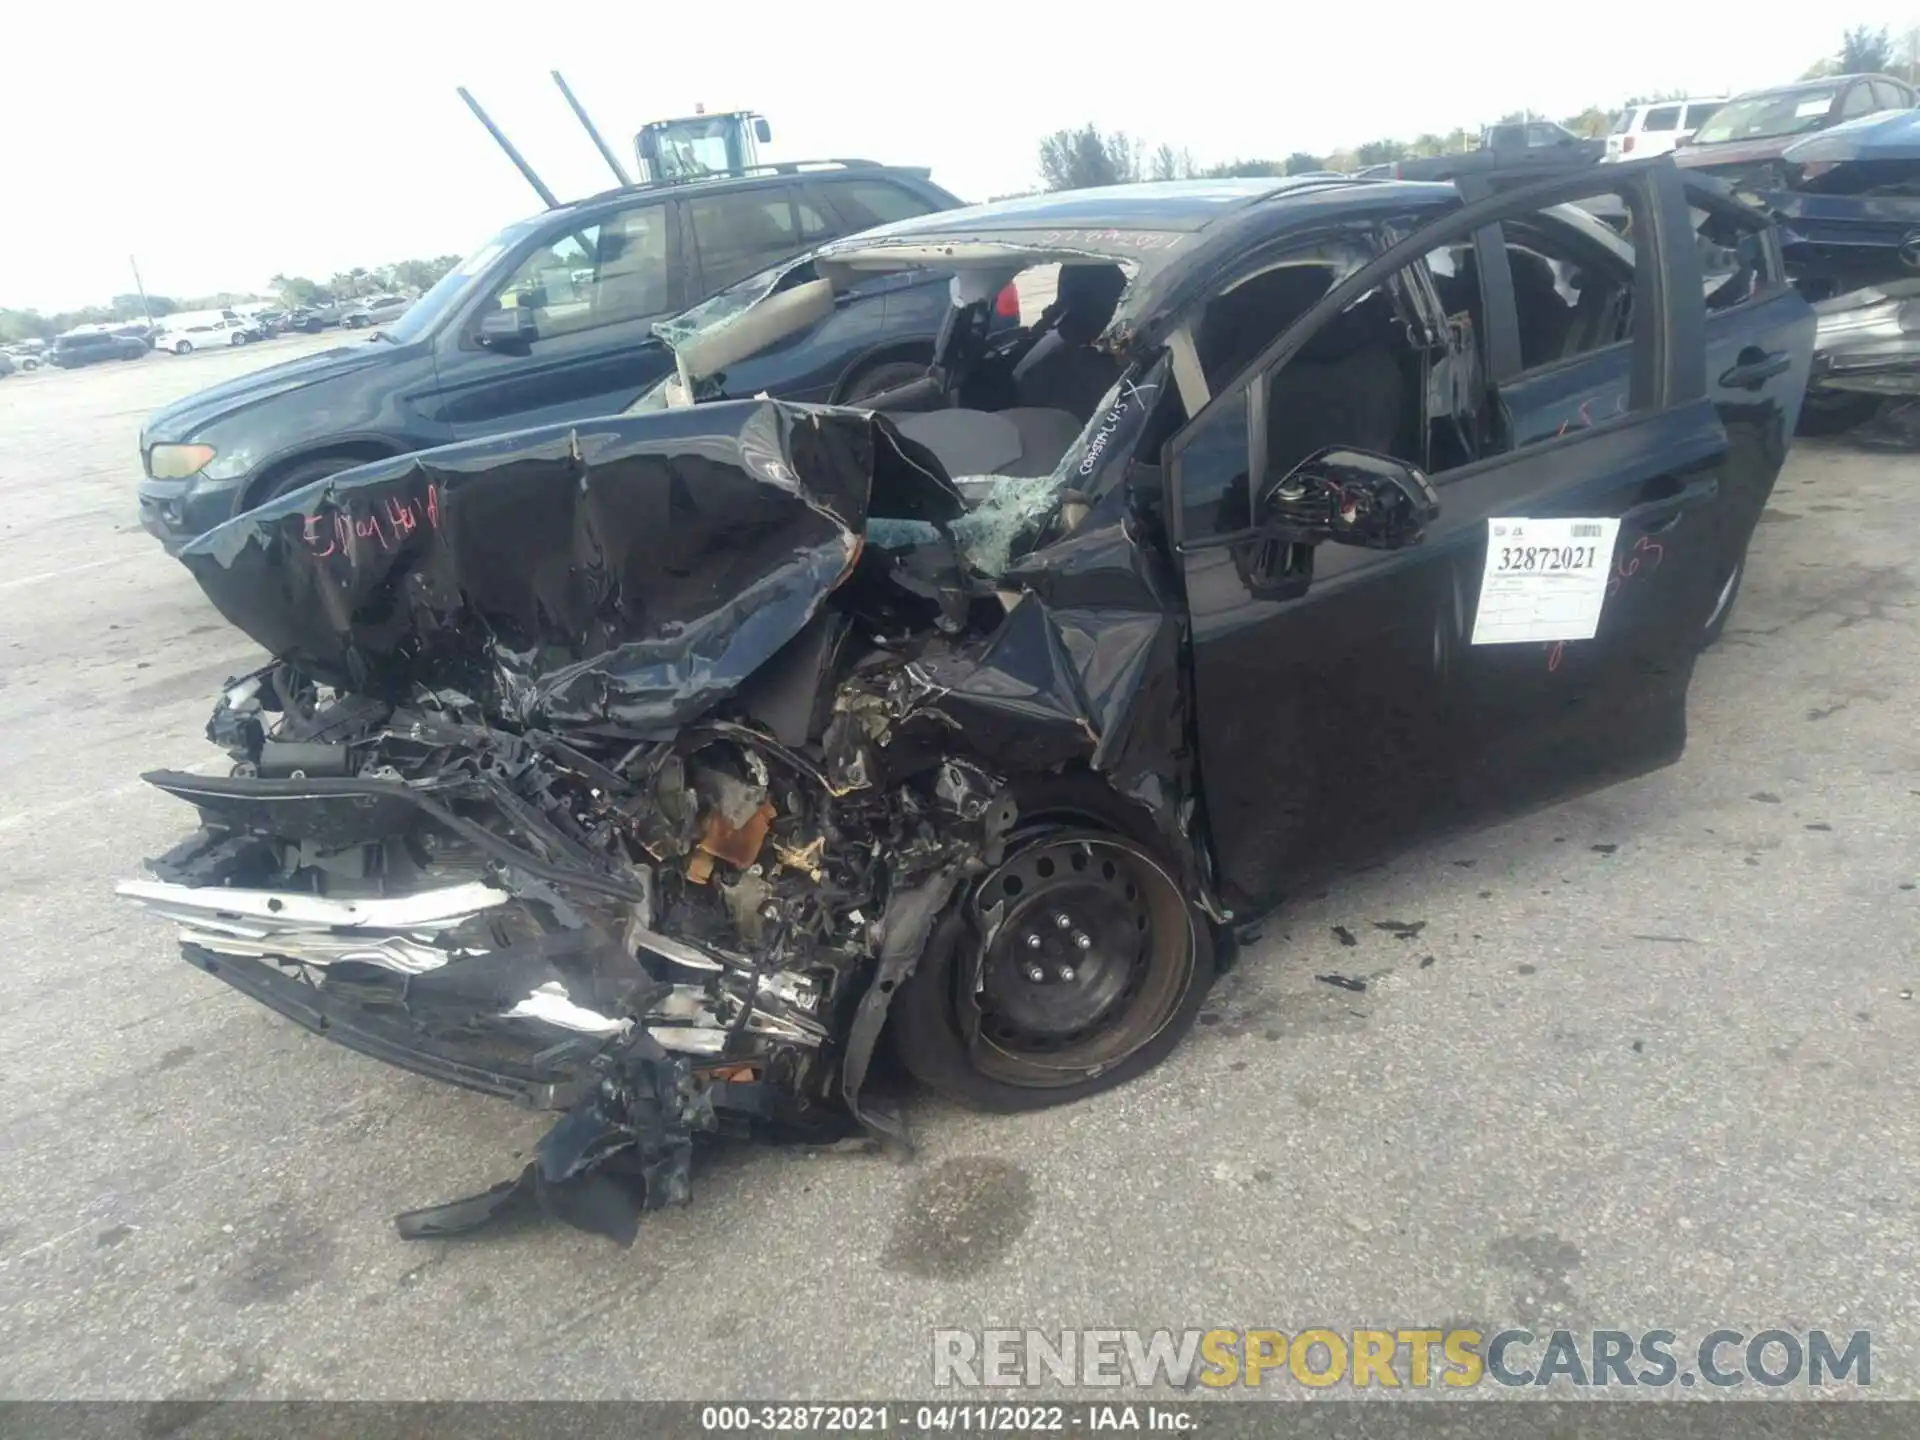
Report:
883,1157,1036,1280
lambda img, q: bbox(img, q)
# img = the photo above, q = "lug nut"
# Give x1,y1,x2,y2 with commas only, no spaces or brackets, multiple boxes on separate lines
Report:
1025,963,1047,983
1024,933,1043,950
1073,932,1092,951
1057,964,1077,982
1053,911,1072,930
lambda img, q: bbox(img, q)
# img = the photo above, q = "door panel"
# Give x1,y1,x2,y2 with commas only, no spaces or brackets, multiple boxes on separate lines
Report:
432,200,682,439
1446,400,1727,816
435,325,676,437
1690,197,1816,594
1169,159,1728,912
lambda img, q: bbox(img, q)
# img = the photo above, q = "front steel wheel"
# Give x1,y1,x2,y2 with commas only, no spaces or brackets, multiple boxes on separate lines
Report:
891,781,1213,1111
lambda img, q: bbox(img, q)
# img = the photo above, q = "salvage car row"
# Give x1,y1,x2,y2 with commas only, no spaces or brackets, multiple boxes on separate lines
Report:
116,150,1836,1242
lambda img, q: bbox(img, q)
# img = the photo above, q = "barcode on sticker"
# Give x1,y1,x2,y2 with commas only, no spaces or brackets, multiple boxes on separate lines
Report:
1570,523,1603,537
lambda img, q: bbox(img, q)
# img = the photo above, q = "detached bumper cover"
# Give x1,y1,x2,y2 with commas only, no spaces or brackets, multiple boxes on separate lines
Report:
1811,280,1920,395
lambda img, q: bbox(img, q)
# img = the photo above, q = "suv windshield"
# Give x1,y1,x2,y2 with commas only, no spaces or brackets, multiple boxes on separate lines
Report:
380,225,533,344
1691,87,1835,145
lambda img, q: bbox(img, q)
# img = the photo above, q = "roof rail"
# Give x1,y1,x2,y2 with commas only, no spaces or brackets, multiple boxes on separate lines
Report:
649,157,886,184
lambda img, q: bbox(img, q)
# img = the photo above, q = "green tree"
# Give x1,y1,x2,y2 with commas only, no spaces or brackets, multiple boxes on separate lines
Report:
0,309,52,343
1352,137,1407,166
1148,143,1199,182
272,273,330,307
1840,24,1892,73
1038,125,1141,191
388,256,460,292
1203,157,1284,179
1559,107,1615,139
1283,151,1325,175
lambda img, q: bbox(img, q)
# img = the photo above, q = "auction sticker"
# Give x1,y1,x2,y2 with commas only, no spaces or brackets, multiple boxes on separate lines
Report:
1471,516,1622,645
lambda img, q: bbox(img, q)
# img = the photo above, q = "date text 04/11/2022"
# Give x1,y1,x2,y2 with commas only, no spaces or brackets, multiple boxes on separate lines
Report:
697,1404,1198,1432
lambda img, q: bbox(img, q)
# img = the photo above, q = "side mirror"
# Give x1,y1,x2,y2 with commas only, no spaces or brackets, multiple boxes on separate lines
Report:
477,307,537,354
1257,448,1439,551
753,117,772,144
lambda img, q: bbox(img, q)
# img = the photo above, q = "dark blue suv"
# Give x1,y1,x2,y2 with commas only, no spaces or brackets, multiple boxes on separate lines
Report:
138,162,962,550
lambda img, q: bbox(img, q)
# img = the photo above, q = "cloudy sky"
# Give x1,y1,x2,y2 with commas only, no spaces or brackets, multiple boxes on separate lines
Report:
4,0,1916,310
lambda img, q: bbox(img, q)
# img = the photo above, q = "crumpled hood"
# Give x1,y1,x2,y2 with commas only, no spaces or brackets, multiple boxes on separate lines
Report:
176,400,962,734
142,341,403,443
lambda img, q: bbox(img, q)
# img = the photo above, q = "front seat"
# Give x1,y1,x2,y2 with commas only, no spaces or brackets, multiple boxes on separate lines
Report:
892,407,1084,480
1010,264,1127,418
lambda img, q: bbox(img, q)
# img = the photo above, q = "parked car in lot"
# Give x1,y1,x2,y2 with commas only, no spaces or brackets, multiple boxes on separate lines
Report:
138,160,968,550
2,344,41,371
1754,108,1920,432
279,307,329,333
0,351,13,378
1364,120,1606,182
1607,99,1727,160
1673,92,1920,433
1673,74,1915,183
51,329,149,366
154,312,259,354
338,295,414,329
123,163,1815,1242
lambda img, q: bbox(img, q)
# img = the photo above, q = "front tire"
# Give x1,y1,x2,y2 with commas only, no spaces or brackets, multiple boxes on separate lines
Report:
173,340,193,355
891,776,1215,1112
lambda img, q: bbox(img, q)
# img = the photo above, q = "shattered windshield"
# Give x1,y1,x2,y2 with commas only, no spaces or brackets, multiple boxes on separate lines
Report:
1691,88,1836,145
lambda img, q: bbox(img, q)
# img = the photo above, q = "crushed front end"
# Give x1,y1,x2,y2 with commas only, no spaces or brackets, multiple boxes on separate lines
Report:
121,397,1197,1243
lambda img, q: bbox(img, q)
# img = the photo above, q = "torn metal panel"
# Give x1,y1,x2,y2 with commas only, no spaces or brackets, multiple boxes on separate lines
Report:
178,403,962,736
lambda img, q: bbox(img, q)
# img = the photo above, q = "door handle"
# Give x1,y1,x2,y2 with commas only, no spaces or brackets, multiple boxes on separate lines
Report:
1718,347,1790,390
1623,476,1717,530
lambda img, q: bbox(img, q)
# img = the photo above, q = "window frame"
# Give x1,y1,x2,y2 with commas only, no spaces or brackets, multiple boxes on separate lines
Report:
1164,160,1703,553
685,184,810,295
820,177,942,234
460,197,681,350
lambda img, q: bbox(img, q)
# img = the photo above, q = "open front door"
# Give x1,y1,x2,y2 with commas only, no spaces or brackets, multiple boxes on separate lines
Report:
1167,159,1738,913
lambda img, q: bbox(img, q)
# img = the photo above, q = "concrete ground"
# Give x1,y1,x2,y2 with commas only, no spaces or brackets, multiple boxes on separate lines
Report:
0,336,1914,1403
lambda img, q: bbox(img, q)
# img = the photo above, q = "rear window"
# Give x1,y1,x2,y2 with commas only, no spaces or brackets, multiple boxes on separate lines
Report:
689,190,807,292
827,180,940,232
1611,110,1638,134
1644,106,1682,132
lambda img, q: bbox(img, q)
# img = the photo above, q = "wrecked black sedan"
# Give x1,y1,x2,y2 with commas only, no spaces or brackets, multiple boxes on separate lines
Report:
123,164,1813,1243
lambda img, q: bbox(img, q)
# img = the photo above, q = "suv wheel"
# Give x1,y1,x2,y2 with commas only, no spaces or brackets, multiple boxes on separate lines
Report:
173,340,193,355
252,454,374,511
838,359,929,405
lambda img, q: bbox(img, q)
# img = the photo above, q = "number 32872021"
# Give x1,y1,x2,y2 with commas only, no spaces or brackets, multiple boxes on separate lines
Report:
1497,544,1597,574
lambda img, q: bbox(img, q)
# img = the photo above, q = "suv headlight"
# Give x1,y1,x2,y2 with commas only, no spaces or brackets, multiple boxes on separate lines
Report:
147,443,217,479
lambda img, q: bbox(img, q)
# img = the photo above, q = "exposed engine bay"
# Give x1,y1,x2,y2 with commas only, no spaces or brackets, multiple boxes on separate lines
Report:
120,398,1205,1244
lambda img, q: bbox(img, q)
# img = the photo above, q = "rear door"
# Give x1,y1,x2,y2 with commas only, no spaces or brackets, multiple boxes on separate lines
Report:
1684,182,1816,628
1168,160,1735,909
433,198,685,439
